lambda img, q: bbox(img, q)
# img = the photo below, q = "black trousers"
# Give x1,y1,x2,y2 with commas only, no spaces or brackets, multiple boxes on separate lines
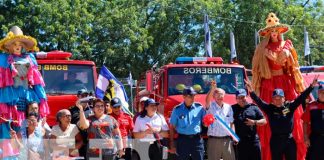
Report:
307,134,324,160
270,135,296,160
237,138,261,160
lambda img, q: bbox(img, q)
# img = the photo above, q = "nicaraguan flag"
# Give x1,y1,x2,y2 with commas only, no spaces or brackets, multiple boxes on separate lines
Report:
230,31,237,60
204,14,213,57
255,30,259,48
127,72,133,86
95,66,132,115
304,27,311,57
214,114,240,142
95,66,111,99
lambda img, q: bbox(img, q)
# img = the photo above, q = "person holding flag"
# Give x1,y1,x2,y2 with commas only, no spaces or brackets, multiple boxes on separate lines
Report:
205,81,236,160
133,98,169,160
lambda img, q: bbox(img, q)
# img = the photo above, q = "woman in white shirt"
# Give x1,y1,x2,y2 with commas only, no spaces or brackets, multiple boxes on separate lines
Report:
133,98,169,160
50,109,83,159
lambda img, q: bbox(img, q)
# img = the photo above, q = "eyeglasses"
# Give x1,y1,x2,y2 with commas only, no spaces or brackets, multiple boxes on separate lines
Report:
94,105,105,108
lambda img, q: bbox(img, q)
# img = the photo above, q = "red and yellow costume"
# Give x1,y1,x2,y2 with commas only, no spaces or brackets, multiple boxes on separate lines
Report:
252,13,306,160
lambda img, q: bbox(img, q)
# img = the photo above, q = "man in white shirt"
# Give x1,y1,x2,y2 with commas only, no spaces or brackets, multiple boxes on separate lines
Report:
205,81,236,160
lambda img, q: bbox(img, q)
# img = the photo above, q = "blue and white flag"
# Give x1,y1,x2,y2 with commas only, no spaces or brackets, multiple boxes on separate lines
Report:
95,66,132,115
127,72,133,86
230,31,237,60
214,114,240,142
204,14,213,57
255,30,259,48
304,27,311,57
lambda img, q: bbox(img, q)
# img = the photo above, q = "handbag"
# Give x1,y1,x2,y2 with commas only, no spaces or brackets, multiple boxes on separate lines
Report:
148,140,168,160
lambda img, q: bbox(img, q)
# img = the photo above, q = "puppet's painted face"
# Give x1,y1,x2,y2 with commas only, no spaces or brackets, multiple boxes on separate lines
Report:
270,30,279,41
9,41,23,55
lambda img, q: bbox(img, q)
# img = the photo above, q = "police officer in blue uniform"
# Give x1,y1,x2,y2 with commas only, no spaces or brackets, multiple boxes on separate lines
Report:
169,87,206,160
245,78,317,160
232,89,267,160
303,84,324,160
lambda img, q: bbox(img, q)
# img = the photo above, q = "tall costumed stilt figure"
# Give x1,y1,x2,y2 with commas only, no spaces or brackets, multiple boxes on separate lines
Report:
0,26,49,159
252,13,306,160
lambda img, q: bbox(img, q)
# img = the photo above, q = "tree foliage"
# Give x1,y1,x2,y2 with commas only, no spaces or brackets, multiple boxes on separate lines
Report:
0,0,323,78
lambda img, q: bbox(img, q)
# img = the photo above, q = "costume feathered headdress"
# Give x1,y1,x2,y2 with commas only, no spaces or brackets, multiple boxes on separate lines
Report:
258,13,290,37
0,26,39,52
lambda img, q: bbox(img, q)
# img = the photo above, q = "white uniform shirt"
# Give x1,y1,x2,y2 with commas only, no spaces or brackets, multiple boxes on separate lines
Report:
133,113,169,142
206,101,234,137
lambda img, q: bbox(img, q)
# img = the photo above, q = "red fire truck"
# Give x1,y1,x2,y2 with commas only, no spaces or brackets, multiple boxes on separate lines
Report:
135,57,250,119
300,66,324,99
36,51,97,126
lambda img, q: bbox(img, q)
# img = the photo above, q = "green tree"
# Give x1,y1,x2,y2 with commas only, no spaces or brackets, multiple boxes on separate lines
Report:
0,0,322,78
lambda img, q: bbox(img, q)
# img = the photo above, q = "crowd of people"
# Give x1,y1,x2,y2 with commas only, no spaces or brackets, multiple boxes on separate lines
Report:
4,77,324,160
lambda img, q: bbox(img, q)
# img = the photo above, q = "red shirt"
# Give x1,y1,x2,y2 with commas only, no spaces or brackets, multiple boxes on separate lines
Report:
302,101,324,134
302,101,324,122
111,112,134,138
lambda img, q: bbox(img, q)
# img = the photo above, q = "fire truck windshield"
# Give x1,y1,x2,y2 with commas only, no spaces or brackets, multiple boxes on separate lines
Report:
39,64,95,95
168,67,245,95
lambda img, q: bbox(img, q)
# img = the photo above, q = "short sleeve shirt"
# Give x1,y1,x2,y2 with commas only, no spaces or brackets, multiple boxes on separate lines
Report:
206,102,234,136
302,101,324,134
87,115,119,156
169,102,206,135
111,112,134,138
232,103,264,138
133,113,169,142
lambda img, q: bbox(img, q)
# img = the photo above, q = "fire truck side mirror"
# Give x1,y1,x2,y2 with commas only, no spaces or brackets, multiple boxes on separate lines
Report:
146,71,154,92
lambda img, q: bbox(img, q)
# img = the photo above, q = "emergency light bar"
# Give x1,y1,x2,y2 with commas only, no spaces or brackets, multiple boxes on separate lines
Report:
300,66,324,72
175,57,223,64
36,50,72,60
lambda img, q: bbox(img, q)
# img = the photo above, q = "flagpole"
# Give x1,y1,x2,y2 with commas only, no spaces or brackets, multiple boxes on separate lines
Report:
130,84,133,113
128,72,134,113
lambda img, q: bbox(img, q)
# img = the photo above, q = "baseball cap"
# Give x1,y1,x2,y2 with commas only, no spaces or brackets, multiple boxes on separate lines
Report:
140,96,149,103
144,98,159,107
236,89,247,97
272,89,285,97
183,87,197,95
77,88,89,95
110,97,122,108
